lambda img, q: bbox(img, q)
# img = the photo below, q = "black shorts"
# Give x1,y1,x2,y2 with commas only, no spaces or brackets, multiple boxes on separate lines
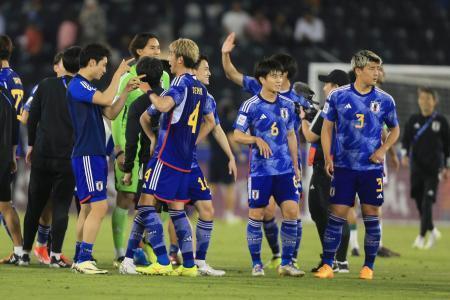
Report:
410,170,439,203
0,166,12,202
208,160,233,185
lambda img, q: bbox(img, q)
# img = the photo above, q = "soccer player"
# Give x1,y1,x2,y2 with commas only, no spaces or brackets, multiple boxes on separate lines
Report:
121,38,210,277
111,33,170,265
234,58,303,277
402,87,449,249
299,70,351,273
67,43,140,274
23,46,82,268
0,34,26,265
315,50,400,280
222,32,307,269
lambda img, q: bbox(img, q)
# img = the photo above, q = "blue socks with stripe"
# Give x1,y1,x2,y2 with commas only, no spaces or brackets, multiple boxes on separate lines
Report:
196,219,213,261
322,214,346,267
141,205,169,265
247,218,263,266
169,209,195,268
37,224,50,245
77,242,93,263
292,219,302,261
363,215,381,270
281,220,298,266
125,207,146,259
263,218,280,257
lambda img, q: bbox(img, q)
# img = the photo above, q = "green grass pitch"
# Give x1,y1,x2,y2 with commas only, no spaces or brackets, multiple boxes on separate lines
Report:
0,215,449,299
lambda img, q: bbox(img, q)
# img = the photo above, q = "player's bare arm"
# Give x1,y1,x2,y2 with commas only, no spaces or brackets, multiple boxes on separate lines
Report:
139,81,175,113
221,32,244,86
321,119,334,177
287,129,300,181
233,129,272,159
103,75,144,120
196,112,216,143
369,125,400,164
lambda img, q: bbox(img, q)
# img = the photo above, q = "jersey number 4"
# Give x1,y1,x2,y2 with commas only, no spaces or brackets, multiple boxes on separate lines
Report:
188,101,201,134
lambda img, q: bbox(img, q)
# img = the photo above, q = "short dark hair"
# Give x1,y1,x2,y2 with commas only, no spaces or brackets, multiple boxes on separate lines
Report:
129,32,158,59
0,35,13,61
53,52,64,65
194,54,208,70
270,53,298,81
418,86,438,101
62,46,82,73
254,58,284,85
136,56,163,87
79,43,110,68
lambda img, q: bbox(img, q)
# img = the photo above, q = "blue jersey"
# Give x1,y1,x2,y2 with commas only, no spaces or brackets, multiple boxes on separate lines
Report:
191,92,219,169
24,84,39,112
243,75,309,162
0,67,24,120
67,74,106,157
147,73,207,172
322,84,398,171
234,93,296,177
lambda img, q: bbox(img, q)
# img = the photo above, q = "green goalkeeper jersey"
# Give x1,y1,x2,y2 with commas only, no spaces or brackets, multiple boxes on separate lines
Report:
111,64,170,149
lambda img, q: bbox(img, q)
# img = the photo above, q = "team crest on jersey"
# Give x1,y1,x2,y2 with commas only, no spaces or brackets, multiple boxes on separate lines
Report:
13,77,22,85
414,122,420,129
95,181,104,192
432,121,441,132
280,108,289,120
237,114,247,126
323,102,329,113
370,101,381,113
251,190,259,200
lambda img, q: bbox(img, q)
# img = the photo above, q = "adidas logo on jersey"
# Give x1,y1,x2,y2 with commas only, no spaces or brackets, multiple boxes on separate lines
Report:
344,103,352,109
377,194,383,199
259,114,267,120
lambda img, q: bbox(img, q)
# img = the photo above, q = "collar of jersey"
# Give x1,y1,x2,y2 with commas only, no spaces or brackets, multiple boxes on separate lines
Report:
258,93,278,104
350,83,375,97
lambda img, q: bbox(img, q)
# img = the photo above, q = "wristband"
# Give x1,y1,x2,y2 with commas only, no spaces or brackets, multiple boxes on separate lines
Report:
114,150,124,159
146,90,154,97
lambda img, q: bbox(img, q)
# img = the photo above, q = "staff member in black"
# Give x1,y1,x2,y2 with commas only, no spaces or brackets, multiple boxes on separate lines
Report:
23,46,82,267
299,70,350,273
402,86,449,250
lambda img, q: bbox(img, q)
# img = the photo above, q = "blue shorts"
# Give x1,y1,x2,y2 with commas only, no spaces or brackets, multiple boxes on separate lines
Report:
188,166,212,204
248,173,299,209
142,158,189,203
72,155,108,204
330,167,384,207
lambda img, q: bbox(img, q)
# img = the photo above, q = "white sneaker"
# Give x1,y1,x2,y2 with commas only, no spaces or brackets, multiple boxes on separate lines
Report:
251,264,265,276
196,262,226,276
119,258,138,275
412,235,425,249
224,211,240,224
278,263,305,277
424,228,441,249
432,228,442,240
76,261,108,274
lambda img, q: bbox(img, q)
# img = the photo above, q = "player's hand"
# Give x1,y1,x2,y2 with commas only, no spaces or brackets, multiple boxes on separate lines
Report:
139,81,151,94
441,168,450,181
222,32,236,54
116,152,125,169
25,146,33,165
369,148,386,164
294,166,301,182
401,156,409,168
389,153,400,172
149,143,156,158
255,137,272,159
126,74,146,92
325,158,334,177
116,58,134,76
299,106,306,120
122,172,132,186
228,157,238,181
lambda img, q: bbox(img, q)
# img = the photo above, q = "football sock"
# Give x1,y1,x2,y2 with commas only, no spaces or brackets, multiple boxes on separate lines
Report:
73,241,81,262
195,219,213,261
292,219,303,260
141,205,169,265
169,209,195,268
112,206,128,258
322,214,346,266
125,211,145,259
36,224,51,246
379,220,383,247
280,220,298,266
78,242,93,263
247,218,263,266
263,218,280,256
363,215,381,270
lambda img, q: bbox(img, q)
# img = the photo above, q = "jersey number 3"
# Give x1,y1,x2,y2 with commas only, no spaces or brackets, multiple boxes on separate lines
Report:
188,101,201,134
355,113,364,128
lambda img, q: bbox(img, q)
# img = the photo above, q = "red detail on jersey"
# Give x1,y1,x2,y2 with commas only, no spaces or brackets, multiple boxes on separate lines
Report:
79,195,92,204
160,160,191,173
308,145,317,166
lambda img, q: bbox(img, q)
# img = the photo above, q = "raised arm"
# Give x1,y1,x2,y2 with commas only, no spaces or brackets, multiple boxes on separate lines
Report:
103,75,143,120
221,32,244,86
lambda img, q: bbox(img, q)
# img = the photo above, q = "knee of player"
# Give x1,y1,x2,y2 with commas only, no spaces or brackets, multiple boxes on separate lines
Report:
198,204,214,220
